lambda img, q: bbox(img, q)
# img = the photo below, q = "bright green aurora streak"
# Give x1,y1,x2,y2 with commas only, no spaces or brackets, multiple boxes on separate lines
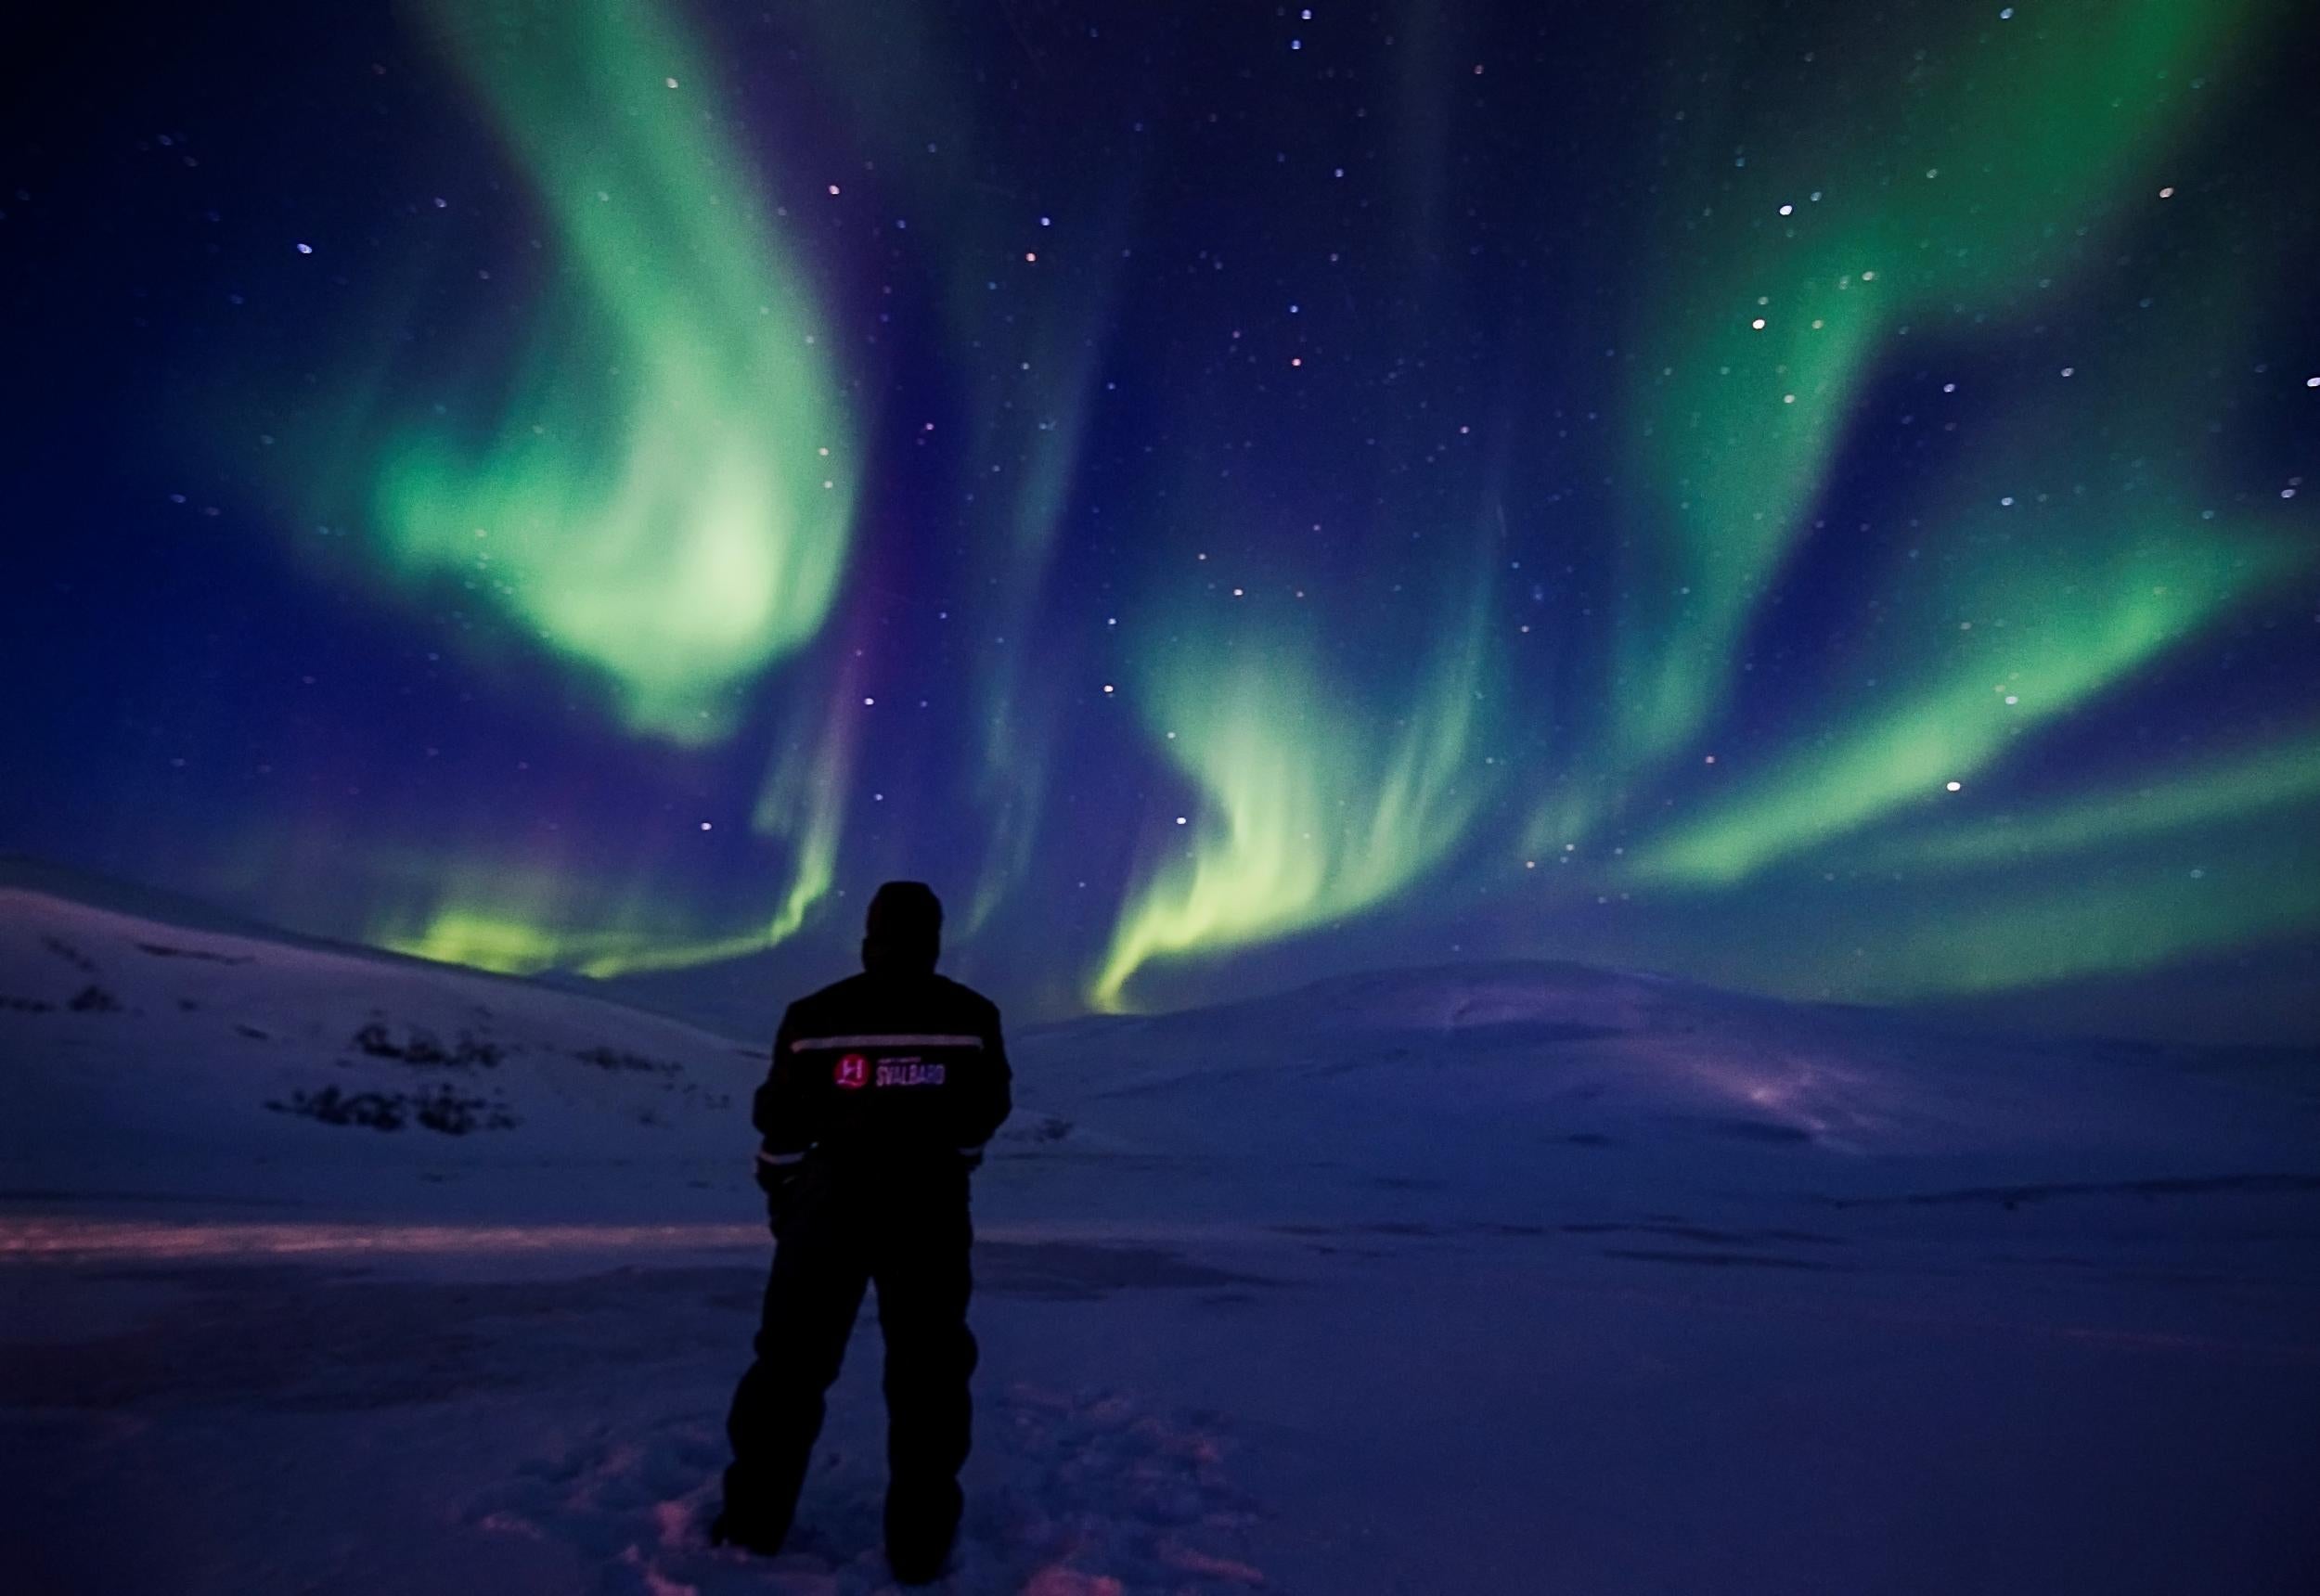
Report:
316,0,863,972
1093,578,1497,1010
368,0,856,745
1625,503,2302,889
1612,0,2269,779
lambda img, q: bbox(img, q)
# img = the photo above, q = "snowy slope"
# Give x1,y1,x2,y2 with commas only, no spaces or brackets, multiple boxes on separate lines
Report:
1004,959,2318,1232
6,882,2320,1595
0,886,768,1218
5,882,2314,1223
1029,958,2311,1152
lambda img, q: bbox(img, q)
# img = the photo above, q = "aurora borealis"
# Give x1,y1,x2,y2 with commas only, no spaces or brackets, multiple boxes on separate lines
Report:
4,0,2315,1041
370,0,858,748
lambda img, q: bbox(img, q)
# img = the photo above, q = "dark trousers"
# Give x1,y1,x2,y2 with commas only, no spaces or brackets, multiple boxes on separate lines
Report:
723,1162,977,1538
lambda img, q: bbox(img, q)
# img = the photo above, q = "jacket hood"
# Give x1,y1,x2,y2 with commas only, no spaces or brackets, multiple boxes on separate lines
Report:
860,880,942,974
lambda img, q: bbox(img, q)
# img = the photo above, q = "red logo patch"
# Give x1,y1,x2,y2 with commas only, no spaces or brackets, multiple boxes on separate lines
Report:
833,1053,870,1090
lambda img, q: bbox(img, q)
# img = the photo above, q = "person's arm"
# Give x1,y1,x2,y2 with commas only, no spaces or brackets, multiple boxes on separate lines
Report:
752,1004,816,1195
957,999,1014,1170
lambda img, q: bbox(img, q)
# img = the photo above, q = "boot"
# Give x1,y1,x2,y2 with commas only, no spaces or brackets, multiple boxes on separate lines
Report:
708,1499,793,1557
883,1476,963,1584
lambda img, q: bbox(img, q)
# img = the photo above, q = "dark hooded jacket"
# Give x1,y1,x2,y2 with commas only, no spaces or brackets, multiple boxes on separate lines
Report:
751,915,1012,1177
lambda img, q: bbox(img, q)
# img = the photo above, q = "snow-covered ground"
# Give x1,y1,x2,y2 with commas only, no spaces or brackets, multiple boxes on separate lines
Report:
4,883,2318,1593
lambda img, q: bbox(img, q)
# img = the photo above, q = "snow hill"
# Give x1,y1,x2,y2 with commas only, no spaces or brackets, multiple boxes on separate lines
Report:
0,882,767,1220
6,874,2320,1594
5,874,2312,1229
1009,959,2319,1229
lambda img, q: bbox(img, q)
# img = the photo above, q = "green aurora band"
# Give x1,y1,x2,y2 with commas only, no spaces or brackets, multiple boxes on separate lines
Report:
1612,0,2270,778
216,0,2312,1018
371,676,858,978
1088,0,2313,1009
1093,575,1497,1010
1623,502,2302,889
1620,53,2309,905
367,0,856,746
1766,817,2320,1001
1839,734,2320,882
312,0,867,972
379,869,817,982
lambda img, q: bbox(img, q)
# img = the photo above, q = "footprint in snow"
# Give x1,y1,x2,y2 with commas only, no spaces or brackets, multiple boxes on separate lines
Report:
469,1384,1270,1594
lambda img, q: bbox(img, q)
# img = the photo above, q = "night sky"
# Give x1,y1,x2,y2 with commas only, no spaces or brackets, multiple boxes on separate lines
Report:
5,0,2317,1041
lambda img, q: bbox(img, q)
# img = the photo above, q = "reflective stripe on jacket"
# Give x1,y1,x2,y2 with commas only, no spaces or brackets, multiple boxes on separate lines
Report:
754,971,1012,1166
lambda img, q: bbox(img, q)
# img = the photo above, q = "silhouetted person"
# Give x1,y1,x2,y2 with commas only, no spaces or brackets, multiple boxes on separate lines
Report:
713,881,1012,1584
